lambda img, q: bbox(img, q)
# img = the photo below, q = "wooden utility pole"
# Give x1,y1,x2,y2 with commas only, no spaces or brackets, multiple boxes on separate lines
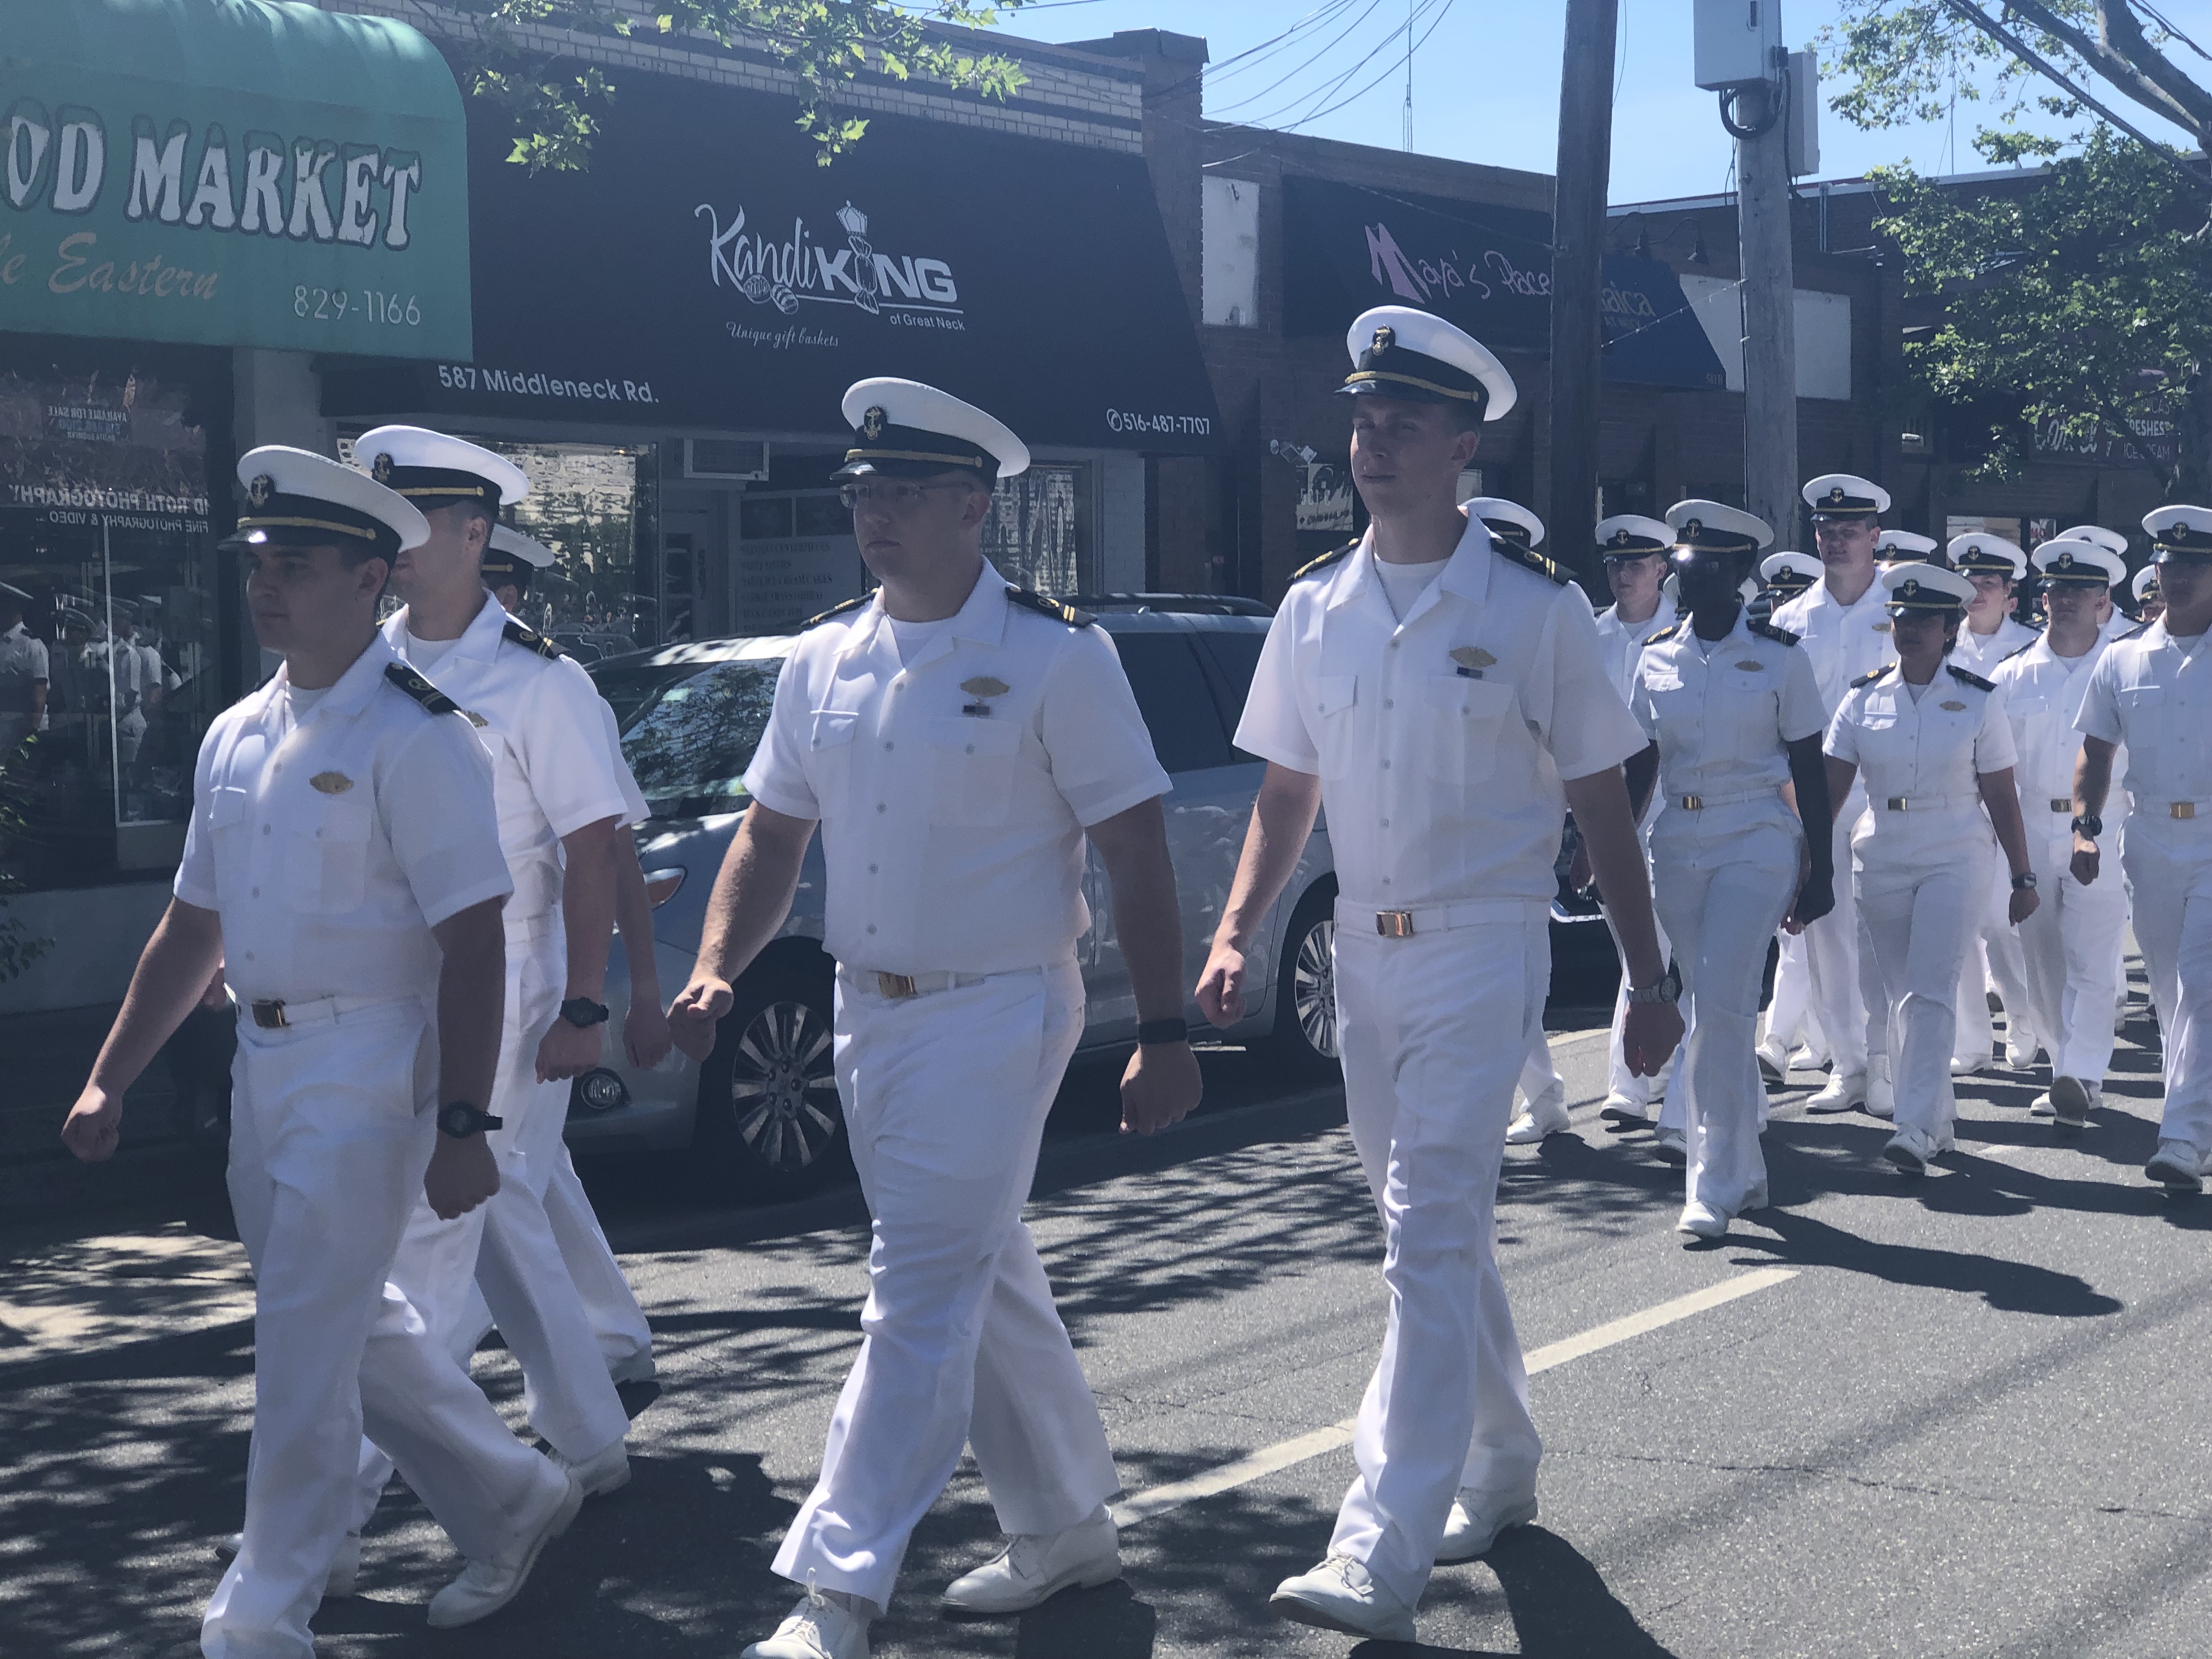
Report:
1736,75,1798,545
1545,0,1619,588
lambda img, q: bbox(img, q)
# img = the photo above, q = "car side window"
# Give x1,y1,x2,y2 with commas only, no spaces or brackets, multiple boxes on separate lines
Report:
1109,631,1237,774
1193,629,1266,761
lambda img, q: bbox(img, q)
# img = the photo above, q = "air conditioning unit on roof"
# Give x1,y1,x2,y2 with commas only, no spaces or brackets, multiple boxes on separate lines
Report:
684,438,769,481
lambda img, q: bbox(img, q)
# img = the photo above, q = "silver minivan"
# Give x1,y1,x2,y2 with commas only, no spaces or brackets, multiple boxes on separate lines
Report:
565,599,1342,1203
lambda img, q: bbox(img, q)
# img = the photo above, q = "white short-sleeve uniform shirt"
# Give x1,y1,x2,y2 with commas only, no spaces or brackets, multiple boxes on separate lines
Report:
2076,619,2212,828
1824,664,2016,881
1991,633,2128,825
383,601,634,922
1771,576,1896,723
173,634,513,1003
1594,596,1678,704
743,560,1170,977
1951,614,2040,680
1235,516,1647,912
1630,612,1827,871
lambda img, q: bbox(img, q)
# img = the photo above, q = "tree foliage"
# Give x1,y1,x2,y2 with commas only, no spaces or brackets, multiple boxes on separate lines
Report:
445,1,1031,169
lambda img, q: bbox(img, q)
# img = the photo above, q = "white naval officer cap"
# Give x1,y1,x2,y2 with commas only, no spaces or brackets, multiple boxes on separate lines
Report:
222,445,429,558
1666,498,1773,555
1945,532,2025,579
836,377,1029,483
1759,550,1822,589
1802,472,1891,518
353,426,531,509
483,523,556,588
2134,565,2162,601
1464,496,1544,548
2058,524,2129,559
1880,560,1975,613
2032,538,2125,588
1339,305,1516,420
1595,515,1672,560
1875,529,1938,562
2143,504,2212,560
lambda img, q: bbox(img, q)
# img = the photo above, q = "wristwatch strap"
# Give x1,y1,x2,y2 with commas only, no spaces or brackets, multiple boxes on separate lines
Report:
1136,1019,1189,1046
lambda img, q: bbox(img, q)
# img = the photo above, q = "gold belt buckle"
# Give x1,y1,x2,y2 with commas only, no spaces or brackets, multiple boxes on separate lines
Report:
2175,802,2198,821
2050,799,2072,812
250,1000,287,1030
1680,794,1702,810
876,972,918,999
1886,797,1909,811
1375,910,1415,939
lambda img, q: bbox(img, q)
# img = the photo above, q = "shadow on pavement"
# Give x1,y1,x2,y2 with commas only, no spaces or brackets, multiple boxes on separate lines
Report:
1725,1209,2123,1316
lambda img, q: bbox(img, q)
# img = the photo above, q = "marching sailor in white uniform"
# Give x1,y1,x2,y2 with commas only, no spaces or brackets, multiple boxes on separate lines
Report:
1197,307,1679,1644
1992,538,2132,1130
63,448,579,1657
1624,502,1833,1237
2073,506,2212,1193
669,379,1199,1659
1821,562,2040,1172
1876,529,1940,567
2132,562,2165,630
1754,551,1832,1077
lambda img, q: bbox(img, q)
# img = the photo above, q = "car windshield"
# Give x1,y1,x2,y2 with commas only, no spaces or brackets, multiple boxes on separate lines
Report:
594,657,785,819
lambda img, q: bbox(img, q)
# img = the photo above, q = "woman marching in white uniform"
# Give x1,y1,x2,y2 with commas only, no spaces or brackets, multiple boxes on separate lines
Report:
1624,503,1835,1238
1821,563,2041,1172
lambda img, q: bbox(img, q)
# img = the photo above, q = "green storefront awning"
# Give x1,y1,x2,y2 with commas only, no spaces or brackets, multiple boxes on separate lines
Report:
0,0,470,357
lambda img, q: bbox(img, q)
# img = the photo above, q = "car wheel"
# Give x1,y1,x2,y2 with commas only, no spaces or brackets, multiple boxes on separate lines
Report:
1262,885,1341,1077
695,963,849,1202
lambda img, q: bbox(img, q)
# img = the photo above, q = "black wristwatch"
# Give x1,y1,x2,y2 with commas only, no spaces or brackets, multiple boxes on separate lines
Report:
438,1102,503,1139
2012,871,2039,891
559,996,611,1029
1136,1019,1189,1047
2072,813,2103,839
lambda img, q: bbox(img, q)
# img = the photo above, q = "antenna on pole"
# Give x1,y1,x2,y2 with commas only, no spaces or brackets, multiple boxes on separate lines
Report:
1403,0,1414,151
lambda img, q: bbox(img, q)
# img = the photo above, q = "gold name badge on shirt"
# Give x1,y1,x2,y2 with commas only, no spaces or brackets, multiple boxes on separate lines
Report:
1449,646,1496,679
1940,699,1967,712
309,771,354,795
1874,622,1894,633
960,676,1009,716
1737,660,1765,673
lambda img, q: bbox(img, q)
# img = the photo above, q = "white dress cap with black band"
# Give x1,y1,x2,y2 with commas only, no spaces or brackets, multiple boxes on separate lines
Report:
353,426,531,509
1801,472,1892,518
1463,496,1544,548
836,377,1029,483
1596,514,1672,560
2143,504,2212,560
223,445,428,558
2058,524,2129,559
1759,550,1823,588
2032,538,2126,588
1880,560,1976,612
1339,305,1517,421
483,523,556,586
1945,532,2026,579
2134,565,2162,601
1665,498,1774,555
1875,529,1939,561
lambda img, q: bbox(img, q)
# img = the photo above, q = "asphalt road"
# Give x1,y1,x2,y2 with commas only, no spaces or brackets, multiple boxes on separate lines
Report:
4,990,2209,1658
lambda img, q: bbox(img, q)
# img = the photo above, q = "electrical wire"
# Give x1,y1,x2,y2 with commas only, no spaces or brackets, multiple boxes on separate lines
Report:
1233,0,1455,131
2127,0,2212,63
1210,0,1395,115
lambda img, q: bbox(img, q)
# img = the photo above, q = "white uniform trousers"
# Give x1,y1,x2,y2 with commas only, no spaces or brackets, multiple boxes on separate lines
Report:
1655,858,1797,1216
208,1001,568,1659
1805,795,1872,1079
1761,928,1825,1063
542,1141,655,1376
2018,816,2129,1083
1328,900,1547,1610
357,917,629,1528
1858,849,1988,1142
1518,1030,1561,1102
1954,843,2041,1065
2120,815,2212,1155
773,960,1117,1611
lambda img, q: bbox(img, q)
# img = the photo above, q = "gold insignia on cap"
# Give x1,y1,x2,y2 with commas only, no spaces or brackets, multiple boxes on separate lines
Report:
1828,486,1846,504
1450,646,1497,671
2055,552,2074,569
1902,579,1921,597
373,453,394,484
1940,699,1967,711
1684,518,1703,538
960,676,1010,698
246,474,274,507
862,405,886,440
1373,325,1395,351
309,771,354,795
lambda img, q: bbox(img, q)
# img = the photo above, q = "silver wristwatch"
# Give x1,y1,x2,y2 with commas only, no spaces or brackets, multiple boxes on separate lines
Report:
1625,966,1681,1005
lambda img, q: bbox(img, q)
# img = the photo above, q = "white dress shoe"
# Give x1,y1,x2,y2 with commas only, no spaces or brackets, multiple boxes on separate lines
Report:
2145,1139,2205,1195
743,1584,873,1659
426,1472,582,1629
1805,1071,1866,1114
2049,1076,2099,1130
1755,1038,1790,1082
214,1529,359,1598
940,1506,1120,1613
1506,1081,1571,1144
1650,1126,1688,1165
1437,1488,1537,1562
547,1437,631,1497
1950,1051,1993,1077
1881,1125,1950,1175
1269,1555,1416,1643
1598,1093,1651,1125
1865,1062,1896,1121
1676,1201,1729,1239
2029,1090,2056,1117
1788,1045,1830,1073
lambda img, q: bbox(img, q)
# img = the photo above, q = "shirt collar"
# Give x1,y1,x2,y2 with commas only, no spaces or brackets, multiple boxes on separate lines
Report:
1329,513,1492,614
847,556,1010,667
275,631,397,721
386,591,506,663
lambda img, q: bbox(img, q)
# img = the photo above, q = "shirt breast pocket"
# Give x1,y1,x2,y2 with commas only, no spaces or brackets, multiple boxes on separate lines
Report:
1309,675,1360,778
928,716,1023,826
283,795,372,915
207,785,250,837
1420,675,1513,787
807,708,861,815
2116,682,2164,752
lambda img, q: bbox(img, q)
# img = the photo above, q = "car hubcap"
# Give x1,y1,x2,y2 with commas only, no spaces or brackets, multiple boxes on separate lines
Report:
725,1000,839,1172
1294,918,1339,1059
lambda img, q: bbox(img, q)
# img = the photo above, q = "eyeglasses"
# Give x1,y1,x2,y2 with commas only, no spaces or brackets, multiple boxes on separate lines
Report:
837,481,974,511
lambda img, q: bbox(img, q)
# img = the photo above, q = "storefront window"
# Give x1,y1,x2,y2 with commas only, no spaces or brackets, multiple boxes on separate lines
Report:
0,339,229,893
985,464,1091,596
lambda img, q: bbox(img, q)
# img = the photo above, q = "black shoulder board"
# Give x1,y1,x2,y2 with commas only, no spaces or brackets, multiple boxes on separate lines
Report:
384,661,459,715
1946,664,1995,692
799,593,873,631
2120,620,2151,640
1005,586,1096,628
1643,622,1684,646
1749,618,1801,646
1290,540,1357,582
1495,540,1571,586
1850,663,1894,689
501,619,563,660
1999,639,2038,663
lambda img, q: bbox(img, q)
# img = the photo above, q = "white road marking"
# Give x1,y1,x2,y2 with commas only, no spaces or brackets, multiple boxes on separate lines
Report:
1110,1267,1797,1528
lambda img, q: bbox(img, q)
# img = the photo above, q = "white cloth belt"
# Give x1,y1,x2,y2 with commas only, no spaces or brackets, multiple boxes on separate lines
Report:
1667,787,1775,811
839,963,1045,1001
1339,895,1539,939
1877,792,1983,811
229,989,419,1031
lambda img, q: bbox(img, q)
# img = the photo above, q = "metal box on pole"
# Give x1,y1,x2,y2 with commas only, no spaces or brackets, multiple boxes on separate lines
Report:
1786,48,1821,176
1694,0,1783,89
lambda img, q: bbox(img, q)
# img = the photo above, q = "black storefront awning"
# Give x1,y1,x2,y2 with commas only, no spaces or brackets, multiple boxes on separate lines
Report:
1283,176,1727,392
321,78,1220,452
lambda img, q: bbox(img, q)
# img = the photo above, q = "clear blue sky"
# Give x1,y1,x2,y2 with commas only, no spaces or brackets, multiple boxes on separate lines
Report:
1008,0,2197,202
